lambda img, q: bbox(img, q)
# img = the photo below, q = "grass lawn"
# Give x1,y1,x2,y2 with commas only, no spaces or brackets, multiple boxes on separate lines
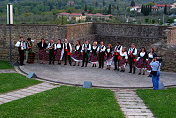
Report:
137,88,176,118
0,86,125,118
0,60,13,69
0,73,41,94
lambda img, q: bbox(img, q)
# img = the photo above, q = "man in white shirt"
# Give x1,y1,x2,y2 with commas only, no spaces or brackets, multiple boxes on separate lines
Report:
62,39,72,65
15,37,26,66
114,42,122,70
81,40,91,67
128,43,137,74
47,40,55,65
97,41,106,69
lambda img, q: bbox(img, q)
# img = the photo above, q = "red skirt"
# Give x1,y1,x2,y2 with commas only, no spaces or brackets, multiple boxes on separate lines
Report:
119,57,127,67
71,51,82,62
90,53,98,63
38,49,46,60
146,59,153,71
56,49,62,61
134,58,147,69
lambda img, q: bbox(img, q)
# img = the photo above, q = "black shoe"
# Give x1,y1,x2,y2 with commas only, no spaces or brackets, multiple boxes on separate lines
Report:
95,65,96,67
73,64,76,66
81,65,84,67
64,64,67,65
129,71,132,73
114,68,117,70
138,73,141,75
92,65,94,67
143,73,145,75
120,70,123,72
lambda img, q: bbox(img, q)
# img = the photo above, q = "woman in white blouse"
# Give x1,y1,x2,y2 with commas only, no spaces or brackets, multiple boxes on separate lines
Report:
55,39,63,65
119,47,128,72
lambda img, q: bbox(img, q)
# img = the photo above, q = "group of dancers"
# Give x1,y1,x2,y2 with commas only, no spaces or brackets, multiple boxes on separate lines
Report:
15,37,158,77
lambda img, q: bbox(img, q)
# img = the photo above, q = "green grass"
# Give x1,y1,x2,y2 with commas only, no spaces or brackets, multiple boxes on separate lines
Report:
0,86,125,118
0,73,41,94
137,88,176,118
0,60,13,69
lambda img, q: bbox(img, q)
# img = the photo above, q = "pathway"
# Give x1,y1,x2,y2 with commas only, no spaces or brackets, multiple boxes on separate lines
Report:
115,89,154,118
0,82,59,105
0,69,16,73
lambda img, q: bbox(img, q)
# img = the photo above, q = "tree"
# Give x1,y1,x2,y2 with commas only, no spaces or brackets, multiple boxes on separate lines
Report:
108,4,112,14
164,5,167,15
130,0,135,7
84,4,87,12
103,0,105,7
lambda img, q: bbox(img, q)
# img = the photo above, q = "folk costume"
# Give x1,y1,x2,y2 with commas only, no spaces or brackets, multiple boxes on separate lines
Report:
62,42,72,65
72,45,82,62
90,46,98,67
15,40,26,66
97,45,106,68
134,51,148,69
37,42,48,62
128,47,137,74
119,51,128,72
146,52,157,72
114,45,122,70
105,48,113,70
55,43,63,64
81,43,91,67
26,40,33,63
47,42,55,64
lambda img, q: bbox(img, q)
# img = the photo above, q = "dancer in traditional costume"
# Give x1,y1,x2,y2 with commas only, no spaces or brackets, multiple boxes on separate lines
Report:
135,47,148,75
37,38,48,64
90,41,98,67
97,41,106,69
119,47,128,72
55,39,63,65
47,40,55,65
105,44,113,70
72,40,82,66
26,38,32,63
62,39,72,66
128,43,137,74
15,37,26,66
146,48,157,77
81,40,91,67
114,42,122,70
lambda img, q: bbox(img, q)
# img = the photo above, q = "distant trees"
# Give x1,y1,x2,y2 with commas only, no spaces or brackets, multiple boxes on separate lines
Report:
141,5,152,16
164,5,167,15
130,0,135,7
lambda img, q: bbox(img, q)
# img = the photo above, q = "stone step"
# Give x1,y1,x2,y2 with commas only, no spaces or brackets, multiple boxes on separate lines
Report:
120,105,148,109
125,112,153,116
119,102,145,105
118,99,143,102
121,108,151,113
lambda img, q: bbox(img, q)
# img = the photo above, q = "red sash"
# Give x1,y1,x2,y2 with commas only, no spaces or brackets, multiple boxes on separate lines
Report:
65,49,71,55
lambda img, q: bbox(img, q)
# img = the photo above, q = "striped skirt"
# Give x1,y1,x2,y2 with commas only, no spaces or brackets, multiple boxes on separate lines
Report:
134,58,147,69
119,57,127,67
90,53,98,64
38,49,46,60
71,51,82,62
56,49,62,61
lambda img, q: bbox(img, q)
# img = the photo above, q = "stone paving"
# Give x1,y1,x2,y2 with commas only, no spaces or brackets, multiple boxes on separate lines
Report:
115,89,154,118
0,69,17,73
20,63,176,88
0,82,59,105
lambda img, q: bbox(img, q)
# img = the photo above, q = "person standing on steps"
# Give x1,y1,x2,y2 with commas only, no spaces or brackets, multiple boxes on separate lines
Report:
128,43,137,74
15,37,26,66
47,39,55,65
97,41,106,69
114,42,122,70
81,40,91,67
62,39,72,66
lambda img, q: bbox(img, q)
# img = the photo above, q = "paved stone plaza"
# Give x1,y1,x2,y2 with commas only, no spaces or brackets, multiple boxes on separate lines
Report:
20,63,176,88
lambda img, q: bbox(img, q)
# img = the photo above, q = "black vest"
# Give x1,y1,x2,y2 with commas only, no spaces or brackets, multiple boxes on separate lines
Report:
64,43,71,52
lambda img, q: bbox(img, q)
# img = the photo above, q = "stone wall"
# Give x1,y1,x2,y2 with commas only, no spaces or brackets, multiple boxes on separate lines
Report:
166,27,176,45
0,22,176,72
94,23,168,49
0,23,95,61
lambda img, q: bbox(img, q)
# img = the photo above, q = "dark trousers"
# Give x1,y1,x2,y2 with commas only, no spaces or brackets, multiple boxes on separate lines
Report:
49,50,55,64
114,55,119,69
129,57,136,73
99,54,104,68
64,52,71,65
82,52,89,67
19,50,24,65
